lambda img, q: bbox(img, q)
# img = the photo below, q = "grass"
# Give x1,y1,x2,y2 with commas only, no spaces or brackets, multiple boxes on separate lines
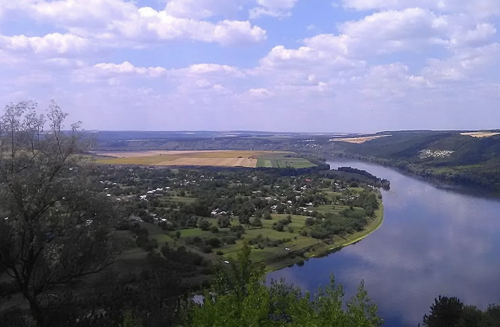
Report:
215,197,384,273
165,195,196,204
256,155,315,169
96,150,315,169
178,228,211,238
257,158,273,168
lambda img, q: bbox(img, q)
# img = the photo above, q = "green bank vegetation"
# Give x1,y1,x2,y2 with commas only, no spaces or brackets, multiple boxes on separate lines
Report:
97,164,385,272
336,130,500,193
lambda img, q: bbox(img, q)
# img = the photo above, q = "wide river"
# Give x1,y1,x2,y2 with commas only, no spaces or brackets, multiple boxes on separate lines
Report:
267,160,500,326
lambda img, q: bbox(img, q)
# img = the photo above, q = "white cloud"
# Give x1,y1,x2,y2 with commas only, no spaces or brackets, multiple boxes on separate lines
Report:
341,0,500,17
94,61,167,77
250,0,299,18
1,0,267,47
0,33,91,56
165,0,246,19
0,0,500,132
338,8,449,55
422,43,500,82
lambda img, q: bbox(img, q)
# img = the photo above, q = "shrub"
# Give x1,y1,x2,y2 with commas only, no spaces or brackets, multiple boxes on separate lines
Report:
206,237,222,248
199,219,211,231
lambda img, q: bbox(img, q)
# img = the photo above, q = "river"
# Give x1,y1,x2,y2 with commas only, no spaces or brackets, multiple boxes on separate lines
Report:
267,160,500,326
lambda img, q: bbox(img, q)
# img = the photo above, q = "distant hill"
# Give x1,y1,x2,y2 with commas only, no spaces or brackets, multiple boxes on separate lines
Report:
337,130,500,193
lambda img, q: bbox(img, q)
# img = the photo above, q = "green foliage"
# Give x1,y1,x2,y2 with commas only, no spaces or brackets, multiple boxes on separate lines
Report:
199,219,211,231
423,296,464,327
179,244,383,327
423,296,500,327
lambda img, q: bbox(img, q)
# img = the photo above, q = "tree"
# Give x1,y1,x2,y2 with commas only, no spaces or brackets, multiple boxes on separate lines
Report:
180,244,383,327
423,296,464,327
217,216,230,228
251,217,263,228
0,101,120,326
238,214,250,225
198,219,211,231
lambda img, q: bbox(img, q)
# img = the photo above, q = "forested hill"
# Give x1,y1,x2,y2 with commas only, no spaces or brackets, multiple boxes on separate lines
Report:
337,131,500,193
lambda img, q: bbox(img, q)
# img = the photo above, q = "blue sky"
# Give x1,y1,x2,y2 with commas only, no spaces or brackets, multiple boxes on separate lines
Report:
1,0,500,132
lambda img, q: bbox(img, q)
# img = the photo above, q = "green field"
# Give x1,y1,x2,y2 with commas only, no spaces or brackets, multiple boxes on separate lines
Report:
256,155,315,169
174,199,384,272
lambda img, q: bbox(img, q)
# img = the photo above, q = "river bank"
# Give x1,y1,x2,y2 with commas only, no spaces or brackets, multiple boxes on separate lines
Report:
268,159,500,326
265,202,384,272
331,153,500,197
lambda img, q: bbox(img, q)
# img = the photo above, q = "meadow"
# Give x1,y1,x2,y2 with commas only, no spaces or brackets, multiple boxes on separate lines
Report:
94,150,315,169
329,134,392,144
255,153,315,168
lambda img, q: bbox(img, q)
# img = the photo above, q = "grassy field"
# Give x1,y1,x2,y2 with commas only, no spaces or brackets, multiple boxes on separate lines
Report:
329,135,392,144
460,132,500,138
256,154,315,169
95,150,314,169
174,199,384,272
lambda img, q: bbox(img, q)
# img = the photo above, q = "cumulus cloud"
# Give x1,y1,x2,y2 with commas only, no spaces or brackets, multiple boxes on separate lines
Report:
165,0,246,19
0,0,499,132
341,0,500,17
250,0,299,18
0,0,267,47
0,33,91,56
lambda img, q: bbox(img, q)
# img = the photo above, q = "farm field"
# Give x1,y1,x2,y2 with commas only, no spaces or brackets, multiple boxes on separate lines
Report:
329,134,391,144
256,154,315,168
94,150,315,168
460,131,500,138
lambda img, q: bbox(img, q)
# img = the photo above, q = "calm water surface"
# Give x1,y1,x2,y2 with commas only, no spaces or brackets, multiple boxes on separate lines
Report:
267,160,500,326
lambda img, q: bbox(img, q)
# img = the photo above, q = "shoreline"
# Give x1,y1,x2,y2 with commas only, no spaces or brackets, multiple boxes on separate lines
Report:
330,154,500,197
265,201,384,272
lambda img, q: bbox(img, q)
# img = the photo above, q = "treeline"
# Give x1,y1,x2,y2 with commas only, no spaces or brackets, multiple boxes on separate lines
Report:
422,295,500,327
179,243,383,327
306,190,379,240
335,131,500,193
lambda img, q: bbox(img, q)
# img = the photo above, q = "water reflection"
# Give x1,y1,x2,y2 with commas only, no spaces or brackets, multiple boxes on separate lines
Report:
267,160,500,326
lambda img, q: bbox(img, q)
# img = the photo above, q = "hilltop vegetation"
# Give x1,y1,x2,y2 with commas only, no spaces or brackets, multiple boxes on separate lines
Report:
335,130,500,193
92,129,500,194
97,164,384,271
0,102,386,326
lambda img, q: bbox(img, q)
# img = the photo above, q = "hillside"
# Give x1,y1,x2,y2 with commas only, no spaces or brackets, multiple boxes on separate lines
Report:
336,131,500,193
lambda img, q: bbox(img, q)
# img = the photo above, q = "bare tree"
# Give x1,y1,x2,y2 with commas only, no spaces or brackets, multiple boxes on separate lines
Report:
0,101,119,326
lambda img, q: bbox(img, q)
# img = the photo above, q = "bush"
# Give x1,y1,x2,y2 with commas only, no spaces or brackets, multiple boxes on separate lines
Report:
144,238,158,251
199,219,211,231
210,226,219,233
200,245,213,253
224,236,237,244
272,222,284,232
305,217,315,226
206,237,222,248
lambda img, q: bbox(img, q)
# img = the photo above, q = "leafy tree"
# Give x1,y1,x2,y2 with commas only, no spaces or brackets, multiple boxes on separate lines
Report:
238,214,250,225
423,296,464,327
217,216,230,228
263,211,272,220
252,217,263,228
0,101,120,326
198,219,211,231
423,296,500,327
456,305,484,327
276,204,286,214
180,244,383,327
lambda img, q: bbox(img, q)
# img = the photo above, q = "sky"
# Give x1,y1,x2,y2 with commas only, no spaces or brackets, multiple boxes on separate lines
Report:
1,0,500,133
